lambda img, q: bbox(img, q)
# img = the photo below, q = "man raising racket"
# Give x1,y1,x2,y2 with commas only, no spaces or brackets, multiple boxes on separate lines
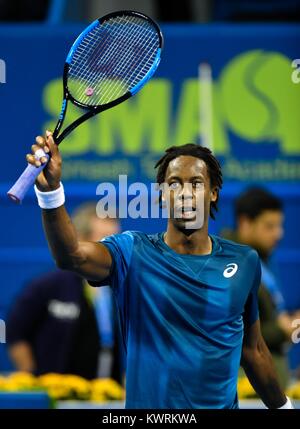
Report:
27,131,292,409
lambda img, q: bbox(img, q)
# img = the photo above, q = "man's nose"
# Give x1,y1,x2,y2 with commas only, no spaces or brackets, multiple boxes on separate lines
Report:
179,184,193,200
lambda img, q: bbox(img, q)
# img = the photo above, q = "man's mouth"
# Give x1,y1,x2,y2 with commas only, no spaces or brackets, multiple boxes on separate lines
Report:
174,206,196,219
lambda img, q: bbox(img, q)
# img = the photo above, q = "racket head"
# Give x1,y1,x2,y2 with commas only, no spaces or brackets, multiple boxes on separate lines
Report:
63,10,163,109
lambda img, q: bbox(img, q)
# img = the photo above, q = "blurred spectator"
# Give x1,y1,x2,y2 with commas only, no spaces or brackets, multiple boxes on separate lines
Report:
222,187,300,388
6,202,123,382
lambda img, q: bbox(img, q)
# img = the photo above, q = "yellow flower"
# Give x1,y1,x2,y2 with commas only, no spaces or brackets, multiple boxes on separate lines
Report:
0,376,7,390
61,375,91,399
38,373,65,386
0,372,125,402
38,373,72,399
91,378,125,401
237,376,257,399
0,372,39,392
46,385,71,400
89,391,107,403
286,382,300,399
7,372,37,389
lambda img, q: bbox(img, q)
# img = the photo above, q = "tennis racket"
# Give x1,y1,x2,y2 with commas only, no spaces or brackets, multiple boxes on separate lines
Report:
7,10,163,203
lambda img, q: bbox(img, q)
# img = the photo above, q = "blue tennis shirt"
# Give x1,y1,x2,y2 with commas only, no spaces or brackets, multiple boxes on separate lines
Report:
95,231,261,409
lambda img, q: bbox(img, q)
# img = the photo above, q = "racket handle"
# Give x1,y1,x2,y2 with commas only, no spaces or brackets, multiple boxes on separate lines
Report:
7,154,49,204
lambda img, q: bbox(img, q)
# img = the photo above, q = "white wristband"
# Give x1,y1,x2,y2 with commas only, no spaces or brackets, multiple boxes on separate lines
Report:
278,396,294,409
34,182,65,209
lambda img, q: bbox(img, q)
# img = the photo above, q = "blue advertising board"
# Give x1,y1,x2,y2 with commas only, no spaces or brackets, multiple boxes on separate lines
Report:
0,23,300,370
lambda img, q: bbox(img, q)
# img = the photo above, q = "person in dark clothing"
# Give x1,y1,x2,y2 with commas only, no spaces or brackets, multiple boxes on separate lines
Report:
222,187,300,388
7,270,99,379
7,203,122,381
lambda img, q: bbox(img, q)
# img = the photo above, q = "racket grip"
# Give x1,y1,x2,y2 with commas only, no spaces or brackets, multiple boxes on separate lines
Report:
7,155,49,204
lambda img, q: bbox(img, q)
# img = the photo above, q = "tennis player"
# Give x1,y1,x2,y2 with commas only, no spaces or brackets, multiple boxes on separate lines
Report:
27,132,293,409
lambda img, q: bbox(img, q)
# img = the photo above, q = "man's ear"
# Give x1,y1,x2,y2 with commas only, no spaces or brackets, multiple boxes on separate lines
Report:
210,187,218,202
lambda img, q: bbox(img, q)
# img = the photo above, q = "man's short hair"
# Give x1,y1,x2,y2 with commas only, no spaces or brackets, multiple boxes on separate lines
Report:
234,187,282,220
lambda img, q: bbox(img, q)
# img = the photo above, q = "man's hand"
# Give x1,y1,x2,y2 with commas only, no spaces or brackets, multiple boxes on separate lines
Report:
26,130,62,192
8,341,36,373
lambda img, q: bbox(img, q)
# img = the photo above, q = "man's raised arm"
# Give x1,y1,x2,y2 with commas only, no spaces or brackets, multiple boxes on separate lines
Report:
27,131,112,283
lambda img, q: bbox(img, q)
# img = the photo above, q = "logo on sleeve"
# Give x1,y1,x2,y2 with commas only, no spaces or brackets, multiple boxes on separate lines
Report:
223,263,238,278
48,300,80,320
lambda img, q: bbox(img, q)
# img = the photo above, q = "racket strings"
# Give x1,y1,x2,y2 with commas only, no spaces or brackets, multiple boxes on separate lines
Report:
95,18,158,103
75,15,158,89
67,14,160,106
80,17,148,101
72,16,158,104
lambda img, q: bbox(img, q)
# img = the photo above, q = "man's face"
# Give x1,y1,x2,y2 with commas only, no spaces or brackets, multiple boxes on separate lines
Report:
241,210,284,255
87,217,120,242
162,155,217,232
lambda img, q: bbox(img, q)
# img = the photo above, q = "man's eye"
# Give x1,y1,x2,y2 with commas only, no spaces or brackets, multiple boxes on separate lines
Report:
193,182,203,189
170,182,180,189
